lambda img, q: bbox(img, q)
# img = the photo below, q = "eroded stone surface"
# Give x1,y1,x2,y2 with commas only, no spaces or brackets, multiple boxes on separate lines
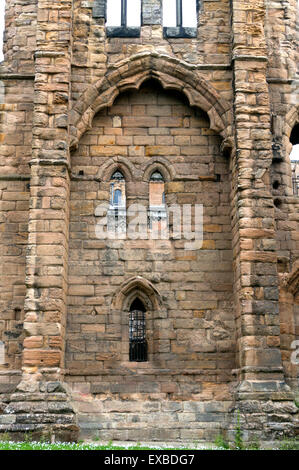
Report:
0,0,298,443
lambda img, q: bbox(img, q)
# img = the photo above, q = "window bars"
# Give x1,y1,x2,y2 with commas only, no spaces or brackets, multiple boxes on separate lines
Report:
129,309,148,362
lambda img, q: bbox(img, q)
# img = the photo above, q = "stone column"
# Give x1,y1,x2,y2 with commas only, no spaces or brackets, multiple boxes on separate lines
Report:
231,0,290,393
142,0,162,25
229,0,299,440
2,0,79,441
141,0,163,40
92,0,107,20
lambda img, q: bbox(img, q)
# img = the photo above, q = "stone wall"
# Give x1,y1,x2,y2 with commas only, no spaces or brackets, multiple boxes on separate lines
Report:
0,0,298,443
0,179,28,370
66,81,235,400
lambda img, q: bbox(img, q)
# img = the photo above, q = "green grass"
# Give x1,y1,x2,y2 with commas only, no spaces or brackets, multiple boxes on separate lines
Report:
0,438,298,451
0,441,200,451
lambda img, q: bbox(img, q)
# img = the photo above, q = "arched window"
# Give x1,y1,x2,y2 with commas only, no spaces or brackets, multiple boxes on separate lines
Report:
163,0,197,38
148,171,167,237
129,298,147,362
113,189,122,206
108,170,126,234
110,170,125,207
106,0,141,37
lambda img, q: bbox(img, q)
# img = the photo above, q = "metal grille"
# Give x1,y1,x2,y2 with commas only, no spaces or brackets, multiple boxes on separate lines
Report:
129,310,147,362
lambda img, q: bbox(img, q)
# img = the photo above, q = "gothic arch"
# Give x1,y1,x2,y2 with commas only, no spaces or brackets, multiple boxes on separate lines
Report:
112,276,163,311
142,158,175,182
97,156,136,182
281,105,299,161
285,260,299,297
285,106,299,143
70,51,232,150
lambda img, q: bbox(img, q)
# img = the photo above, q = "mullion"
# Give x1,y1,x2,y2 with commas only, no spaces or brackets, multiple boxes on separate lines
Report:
121,0,127,27
176,0,182,27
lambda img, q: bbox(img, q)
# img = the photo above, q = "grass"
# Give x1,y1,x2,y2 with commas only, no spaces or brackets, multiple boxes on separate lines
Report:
0,439,298,451
0,441,201,451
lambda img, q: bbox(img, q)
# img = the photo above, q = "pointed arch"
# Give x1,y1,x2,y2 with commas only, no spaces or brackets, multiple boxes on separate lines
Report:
279,105,299,162
70,51,232,150
285,106,299,143
142,157,175,182
97,156,136,182
112,276,163,311
285,260,299,296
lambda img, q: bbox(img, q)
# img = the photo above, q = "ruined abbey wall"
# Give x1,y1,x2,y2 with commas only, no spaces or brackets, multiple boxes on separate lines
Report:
0,0,298,443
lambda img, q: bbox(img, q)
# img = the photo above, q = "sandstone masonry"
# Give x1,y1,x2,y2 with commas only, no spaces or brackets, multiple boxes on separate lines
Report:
0,0,298,444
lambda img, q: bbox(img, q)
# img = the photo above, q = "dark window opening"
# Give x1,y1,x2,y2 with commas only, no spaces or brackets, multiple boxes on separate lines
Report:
290,124,299,196
111,170,125,181
129,298,147,362
290,124,299,145
150,171,164,182
272,180,280,190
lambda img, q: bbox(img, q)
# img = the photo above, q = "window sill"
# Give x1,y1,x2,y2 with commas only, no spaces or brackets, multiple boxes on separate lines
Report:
107,26,141,38
163,27,197,39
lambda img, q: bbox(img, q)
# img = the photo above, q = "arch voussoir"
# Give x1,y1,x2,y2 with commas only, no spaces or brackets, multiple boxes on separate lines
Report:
71,52,232,148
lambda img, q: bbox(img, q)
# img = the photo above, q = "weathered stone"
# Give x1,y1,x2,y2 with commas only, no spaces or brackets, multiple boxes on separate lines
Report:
0,0,298,445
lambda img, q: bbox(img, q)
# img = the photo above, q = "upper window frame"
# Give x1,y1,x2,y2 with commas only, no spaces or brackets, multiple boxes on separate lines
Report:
106,0,141,38
102,0,198,39
163,0,198,39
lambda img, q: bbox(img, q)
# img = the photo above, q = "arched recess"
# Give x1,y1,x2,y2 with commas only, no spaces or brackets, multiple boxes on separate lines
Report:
279,260,299,387
70,51,232,151
111,276,165,363
284,106,299,151
270,107,298,199
280,105,299,174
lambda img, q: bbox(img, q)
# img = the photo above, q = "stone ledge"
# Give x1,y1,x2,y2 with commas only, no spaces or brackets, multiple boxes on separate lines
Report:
0,370,22,376
232,55,268,62
1,383,79,441
29,158,71,172
163,27,197,39
107,27,140,38
10,392,72,402
267,78,294,84
0,175,30,181
0,423,79,442
65,367,232,376
0,73,35,80
35,51,66,58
